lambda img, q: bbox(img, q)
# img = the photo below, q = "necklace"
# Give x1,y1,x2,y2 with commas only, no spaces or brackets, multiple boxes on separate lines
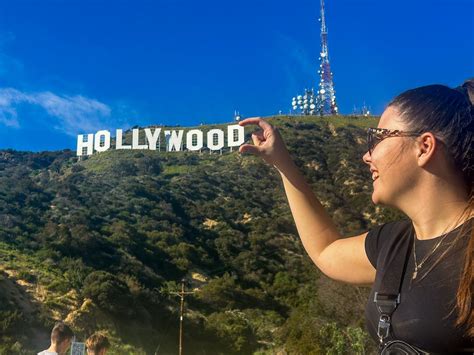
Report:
412,230,450,280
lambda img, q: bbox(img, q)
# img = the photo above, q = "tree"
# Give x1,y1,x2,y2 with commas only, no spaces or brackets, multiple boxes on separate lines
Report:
82,271,133,316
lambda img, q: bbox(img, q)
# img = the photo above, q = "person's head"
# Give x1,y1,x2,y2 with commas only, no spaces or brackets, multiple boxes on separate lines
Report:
363,80,473,207
86,333,110,355
50,322,74,355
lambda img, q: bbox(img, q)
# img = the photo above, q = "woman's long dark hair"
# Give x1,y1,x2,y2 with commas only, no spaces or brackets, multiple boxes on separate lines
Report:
388,79,474,337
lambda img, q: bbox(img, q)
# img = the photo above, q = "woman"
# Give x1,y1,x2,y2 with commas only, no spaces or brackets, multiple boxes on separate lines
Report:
239,80,473,353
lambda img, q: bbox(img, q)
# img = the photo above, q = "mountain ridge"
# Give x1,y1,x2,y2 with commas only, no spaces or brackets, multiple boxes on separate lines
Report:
0,115,402,354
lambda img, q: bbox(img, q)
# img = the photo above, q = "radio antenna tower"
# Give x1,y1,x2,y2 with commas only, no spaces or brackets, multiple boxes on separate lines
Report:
317,0,338,115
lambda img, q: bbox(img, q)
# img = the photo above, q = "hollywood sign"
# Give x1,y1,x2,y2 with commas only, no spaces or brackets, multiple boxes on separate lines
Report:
77,125,245,156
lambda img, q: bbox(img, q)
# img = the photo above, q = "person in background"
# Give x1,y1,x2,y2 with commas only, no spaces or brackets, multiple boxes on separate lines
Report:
86,332,110,355
38,322,74,355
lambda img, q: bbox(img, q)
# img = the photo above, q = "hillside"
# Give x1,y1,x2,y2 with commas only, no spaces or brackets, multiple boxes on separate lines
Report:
0,115,404,354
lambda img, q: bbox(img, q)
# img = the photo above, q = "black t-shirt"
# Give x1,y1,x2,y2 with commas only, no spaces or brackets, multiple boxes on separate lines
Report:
365,219,473,353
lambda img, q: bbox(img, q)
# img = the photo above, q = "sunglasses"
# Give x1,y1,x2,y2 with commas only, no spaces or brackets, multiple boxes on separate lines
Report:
367,127,421,155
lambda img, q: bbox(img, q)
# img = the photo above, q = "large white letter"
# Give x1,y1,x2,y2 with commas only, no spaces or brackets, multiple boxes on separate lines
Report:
77,134,94,156
165,130,184,151
94,130,111,153
227,124,245,147
145,128,161,150
132,129,148,149
207,129,225,151
186,129,203,151
116,129,131,150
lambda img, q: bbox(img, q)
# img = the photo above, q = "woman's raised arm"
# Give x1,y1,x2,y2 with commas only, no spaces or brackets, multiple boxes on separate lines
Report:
239,117,375,285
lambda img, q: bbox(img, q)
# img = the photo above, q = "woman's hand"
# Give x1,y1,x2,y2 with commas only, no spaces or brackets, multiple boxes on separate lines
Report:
238,117,293,170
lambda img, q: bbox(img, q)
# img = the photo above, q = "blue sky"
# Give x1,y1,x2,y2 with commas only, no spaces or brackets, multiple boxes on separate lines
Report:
0,0,472,152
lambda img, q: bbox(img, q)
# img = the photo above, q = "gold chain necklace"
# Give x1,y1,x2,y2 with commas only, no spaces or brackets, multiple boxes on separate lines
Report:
412,231,450,280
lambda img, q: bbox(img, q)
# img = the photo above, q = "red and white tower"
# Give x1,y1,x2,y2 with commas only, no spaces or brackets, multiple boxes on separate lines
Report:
317,0,338,115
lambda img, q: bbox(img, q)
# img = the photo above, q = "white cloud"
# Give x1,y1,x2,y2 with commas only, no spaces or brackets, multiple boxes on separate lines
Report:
0,105,20,128
0,88,114,136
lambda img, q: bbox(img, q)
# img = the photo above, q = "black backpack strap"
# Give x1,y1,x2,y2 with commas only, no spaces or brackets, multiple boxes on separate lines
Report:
374,225,413,347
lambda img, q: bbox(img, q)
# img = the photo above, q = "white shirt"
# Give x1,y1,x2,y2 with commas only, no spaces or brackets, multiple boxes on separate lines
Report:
37,351,58,355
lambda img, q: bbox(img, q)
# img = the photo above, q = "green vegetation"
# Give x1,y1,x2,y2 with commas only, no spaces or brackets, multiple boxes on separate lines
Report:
0,115,403,354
